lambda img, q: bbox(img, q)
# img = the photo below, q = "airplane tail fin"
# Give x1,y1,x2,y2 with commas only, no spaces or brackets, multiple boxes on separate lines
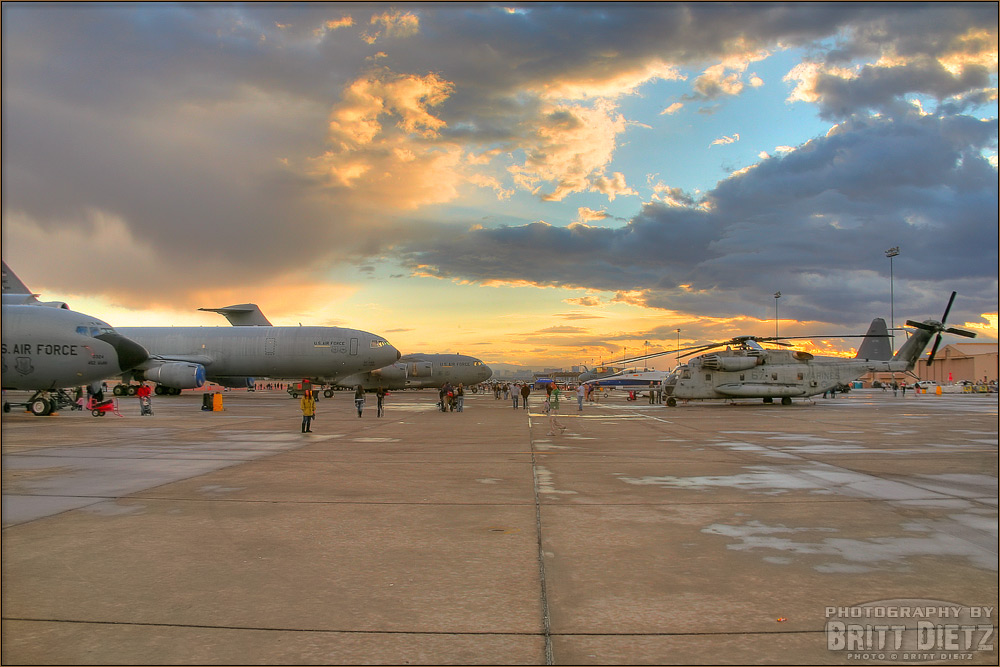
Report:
2,261,33,296
198,304,272,326
855,318,892,360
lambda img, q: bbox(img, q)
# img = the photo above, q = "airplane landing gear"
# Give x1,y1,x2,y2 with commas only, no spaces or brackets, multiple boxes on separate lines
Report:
30,396,54,416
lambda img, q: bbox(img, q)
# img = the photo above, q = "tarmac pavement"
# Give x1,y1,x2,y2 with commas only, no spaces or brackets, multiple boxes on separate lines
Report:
2,387,997,664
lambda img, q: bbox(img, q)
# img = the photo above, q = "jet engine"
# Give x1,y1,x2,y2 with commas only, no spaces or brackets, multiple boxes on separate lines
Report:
142,362,207,389
699,354,760,372
370,364,406,384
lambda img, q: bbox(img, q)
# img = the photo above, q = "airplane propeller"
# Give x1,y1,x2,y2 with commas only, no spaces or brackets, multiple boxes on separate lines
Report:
904,291,977,366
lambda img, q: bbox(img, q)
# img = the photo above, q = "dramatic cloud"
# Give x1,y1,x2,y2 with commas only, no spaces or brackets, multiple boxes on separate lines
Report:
396,112,998,329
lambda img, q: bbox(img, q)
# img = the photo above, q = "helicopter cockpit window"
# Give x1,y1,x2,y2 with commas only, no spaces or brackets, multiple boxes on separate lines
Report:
681,369,691,380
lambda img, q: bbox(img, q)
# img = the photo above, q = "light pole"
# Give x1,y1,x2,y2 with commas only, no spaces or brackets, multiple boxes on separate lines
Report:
644,340,649,370
774,292,781,338
675,329,681,366
885,247,899,354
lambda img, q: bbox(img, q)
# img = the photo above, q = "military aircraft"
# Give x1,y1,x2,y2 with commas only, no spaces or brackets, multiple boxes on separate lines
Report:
112,322,401,395
333,353,493,392
617,299,976,406
583,368,670,393
577,364,623,383
198,303,491,394
2,262,149,415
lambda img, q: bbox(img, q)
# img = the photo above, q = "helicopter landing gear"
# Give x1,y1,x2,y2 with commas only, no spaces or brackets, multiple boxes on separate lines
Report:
780,396,793,406
762,397,773,404
666,397,677,407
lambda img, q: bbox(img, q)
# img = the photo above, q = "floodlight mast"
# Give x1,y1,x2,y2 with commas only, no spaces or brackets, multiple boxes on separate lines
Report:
885,246,900,354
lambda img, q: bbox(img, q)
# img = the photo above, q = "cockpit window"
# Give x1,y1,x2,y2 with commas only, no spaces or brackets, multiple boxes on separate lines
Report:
77,326,115,337
370,339,390,348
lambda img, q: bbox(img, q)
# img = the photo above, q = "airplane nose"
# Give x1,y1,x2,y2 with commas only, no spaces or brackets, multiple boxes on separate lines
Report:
96,332,149,371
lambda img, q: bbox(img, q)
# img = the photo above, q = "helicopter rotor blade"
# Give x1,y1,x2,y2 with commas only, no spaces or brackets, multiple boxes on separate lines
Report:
905,320,937,332
944,327,977,338
940,291,957,325
926,333,944,366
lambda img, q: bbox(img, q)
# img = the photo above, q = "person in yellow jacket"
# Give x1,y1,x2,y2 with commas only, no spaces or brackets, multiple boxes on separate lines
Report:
300,391,316,433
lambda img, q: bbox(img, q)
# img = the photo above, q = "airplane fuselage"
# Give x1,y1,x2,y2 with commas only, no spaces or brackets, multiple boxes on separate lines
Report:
117,326,399,387
335,353,493,390
2,305,148,391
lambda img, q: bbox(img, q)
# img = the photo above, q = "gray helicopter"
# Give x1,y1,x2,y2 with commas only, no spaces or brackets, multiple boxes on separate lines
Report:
621,294,976,406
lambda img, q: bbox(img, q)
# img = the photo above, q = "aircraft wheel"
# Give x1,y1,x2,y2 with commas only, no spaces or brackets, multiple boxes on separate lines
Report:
324,389,334,398
666,397,677,407
127,385,138,396
113,385,126,396
154,385,165,395
781,397,792,406
30,398,53,416
763,397,773,404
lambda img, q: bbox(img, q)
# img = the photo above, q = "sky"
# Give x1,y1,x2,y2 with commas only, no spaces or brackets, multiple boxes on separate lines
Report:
2,2,998,371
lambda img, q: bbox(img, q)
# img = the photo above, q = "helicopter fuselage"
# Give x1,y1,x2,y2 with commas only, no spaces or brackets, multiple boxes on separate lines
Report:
663,344,922,405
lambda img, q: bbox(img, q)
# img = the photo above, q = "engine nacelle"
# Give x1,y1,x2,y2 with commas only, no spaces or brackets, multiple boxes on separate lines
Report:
38,301,71,309
213,376,255,388
700,354,760,372
143,362,207,389
371,364,406,384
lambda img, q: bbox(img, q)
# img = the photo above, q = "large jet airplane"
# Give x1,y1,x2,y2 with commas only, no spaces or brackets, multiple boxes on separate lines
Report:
113,317,400,396
2,262,150,415
335,353,493,391
198,303,492,392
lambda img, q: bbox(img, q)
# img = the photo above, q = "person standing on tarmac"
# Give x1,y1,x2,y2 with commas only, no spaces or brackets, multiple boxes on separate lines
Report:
354,385,365,417
376,386,387,418
546,382,567,436
520,383,530,410
300,391,316,432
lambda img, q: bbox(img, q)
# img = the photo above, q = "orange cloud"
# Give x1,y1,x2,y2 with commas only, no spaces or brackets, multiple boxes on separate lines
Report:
508,100,637,201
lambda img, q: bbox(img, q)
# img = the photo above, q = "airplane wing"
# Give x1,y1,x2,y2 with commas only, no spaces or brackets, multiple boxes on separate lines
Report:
143,353,215,366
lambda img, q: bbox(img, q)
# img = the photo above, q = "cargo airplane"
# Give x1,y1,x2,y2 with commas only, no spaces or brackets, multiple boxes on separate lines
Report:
2,262,149,415
197,303,491,393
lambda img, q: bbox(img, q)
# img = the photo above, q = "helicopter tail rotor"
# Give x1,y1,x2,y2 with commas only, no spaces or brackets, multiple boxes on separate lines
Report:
904,292,977,366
